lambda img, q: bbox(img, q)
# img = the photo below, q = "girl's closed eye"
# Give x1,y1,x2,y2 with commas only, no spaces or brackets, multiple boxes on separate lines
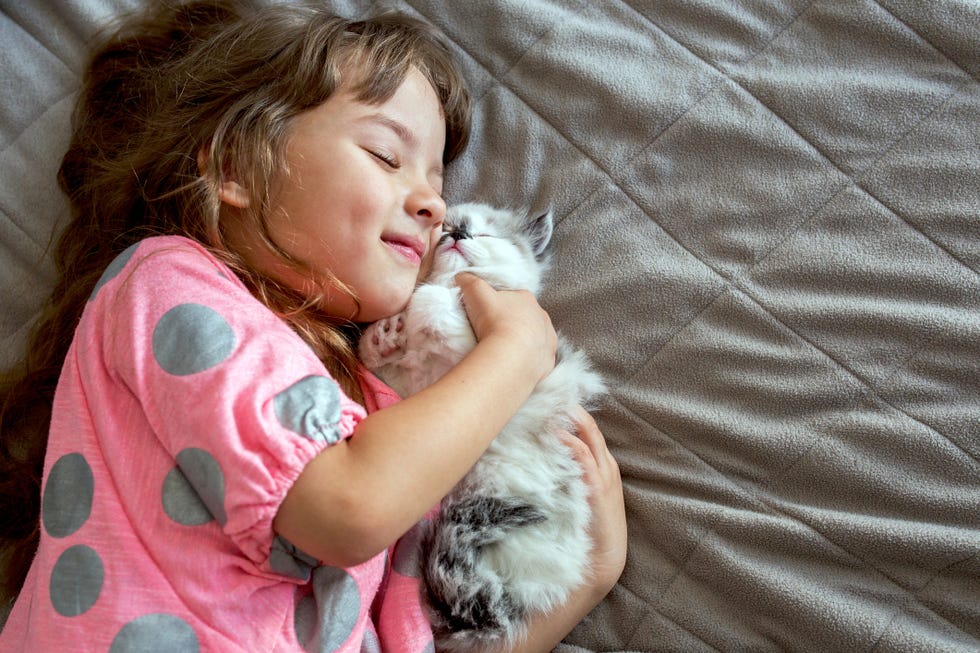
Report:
369,149,400,169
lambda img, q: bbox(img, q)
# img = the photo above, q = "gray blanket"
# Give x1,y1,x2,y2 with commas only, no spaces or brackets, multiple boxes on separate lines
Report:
2,1,977,650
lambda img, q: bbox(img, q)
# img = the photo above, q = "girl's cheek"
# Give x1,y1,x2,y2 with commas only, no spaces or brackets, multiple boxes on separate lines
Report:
418,230,441,280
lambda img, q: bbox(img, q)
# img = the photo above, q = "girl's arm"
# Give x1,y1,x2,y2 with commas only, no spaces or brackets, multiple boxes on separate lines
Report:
506,406,628,653
274,273,558,567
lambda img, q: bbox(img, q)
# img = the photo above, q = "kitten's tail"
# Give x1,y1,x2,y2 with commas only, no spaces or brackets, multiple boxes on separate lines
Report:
422,494,545,652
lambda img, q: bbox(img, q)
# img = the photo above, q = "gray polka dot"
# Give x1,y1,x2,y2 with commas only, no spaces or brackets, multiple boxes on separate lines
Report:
270,535,318,581
392,519,426,578
294,566,361,653
152,303,236,376
274,375,343,443
89,242,139,301
42,453,94,538
162,449,226,527
50,544,103,617
110,613,199,652
162,468,211,526
360,628,381,653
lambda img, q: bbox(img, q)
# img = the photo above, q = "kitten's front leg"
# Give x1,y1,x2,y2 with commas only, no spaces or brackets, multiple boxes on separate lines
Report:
359,313,406,369
407,286,475,359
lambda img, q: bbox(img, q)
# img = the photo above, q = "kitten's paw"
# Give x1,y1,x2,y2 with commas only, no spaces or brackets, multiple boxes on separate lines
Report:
361,315,405,368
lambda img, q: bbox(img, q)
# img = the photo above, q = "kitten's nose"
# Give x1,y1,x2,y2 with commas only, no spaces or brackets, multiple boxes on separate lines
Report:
449,224,472,241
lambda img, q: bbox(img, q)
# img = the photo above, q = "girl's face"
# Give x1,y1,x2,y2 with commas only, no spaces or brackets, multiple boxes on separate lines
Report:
226,67,448,323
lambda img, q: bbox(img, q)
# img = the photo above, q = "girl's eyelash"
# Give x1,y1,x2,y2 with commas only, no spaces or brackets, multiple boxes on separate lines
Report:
370,150,400,168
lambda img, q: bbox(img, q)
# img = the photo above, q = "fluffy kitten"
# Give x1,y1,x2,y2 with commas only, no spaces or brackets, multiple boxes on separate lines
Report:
359,203,605,651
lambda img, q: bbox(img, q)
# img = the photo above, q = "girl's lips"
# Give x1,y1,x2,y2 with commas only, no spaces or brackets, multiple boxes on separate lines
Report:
382,236,425,265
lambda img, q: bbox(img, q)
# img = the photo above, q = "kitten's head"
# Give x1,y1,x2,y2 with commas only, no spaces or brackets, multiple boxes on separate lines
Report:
426,203,553,294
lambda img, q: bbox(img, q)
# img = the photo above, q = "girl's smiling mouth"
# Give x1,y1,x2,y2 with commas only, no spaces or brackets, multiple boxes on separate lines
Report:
382,234,426,265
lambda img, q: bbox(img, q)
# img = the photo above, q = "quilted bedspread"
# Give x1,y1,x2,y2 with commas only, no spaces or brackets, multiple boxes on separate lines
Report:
2,1,978,651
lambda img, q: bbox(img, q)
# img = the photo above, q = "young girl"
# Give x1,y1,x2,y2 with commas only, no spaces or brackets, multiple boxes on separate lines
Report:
0,1,626,651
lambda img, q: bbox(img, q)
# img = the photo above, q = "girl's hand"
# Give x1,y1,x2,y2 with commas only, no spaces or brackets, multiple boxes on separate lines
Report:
455,272,557,381
505,407,626,652
561,405,627,593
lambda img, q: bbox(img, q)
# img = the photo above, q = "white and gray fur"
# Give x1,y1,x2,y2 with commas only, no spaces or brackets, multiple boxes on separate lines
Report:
359,203,605,652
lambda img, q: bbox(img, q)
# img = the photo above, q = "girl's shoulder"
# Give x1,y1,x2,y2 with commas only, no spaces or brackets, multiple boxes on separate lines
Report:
91,235,247,301
121,234,236,277
135,234,212,257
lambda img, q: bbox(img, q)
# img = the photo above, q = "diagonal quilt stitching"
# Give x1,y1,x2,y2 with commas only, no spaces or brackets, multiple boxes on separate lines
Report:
607,3,873,299
609,282,978,633
448,67,746,369
611,381,978,644
0,197,48,253
712,84,980,451
598,579,650,650
605,393,745,652
610,386,873,645
617,0,817,75
410,0,748,206
732,81,978,278
844,186,980,393
402,0,592,106
620,0,978,282
870,309,980,425
625,602,724,653
596,574,724,653
695,60,980,454
480,0,591,83
852,84,980,276
863,184,979,275
0,312,41,359
868,553,980,651
0,269,56,354
616,282,731,390
403,2,840,336
871,0,980,85
397,3,620,170
729,283,980,468
0,91,77,258
0,8,79,86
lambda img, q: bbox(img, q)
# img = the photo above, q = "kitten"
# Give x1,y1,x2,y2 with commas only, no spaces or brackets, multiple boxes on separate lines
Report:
359,203,605,652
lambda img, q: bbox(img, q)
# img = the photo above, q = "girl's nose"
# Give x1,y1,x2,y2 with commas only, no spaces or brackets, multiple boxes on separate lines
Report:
406,184,446,226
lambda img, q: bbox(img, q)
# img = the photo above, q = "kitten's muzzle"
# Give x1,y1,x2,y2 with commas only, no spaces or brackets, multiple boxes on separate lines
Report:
441,224,472,243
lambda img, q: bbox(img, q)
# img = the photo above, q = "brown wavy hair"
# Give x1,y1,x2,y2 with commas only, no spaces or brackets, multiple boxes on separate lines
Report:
0,0,470,608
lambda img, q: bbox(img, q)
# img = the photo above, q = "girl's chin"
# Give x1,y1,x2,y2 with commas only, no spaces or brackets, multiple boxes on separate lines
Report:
355,293,414,324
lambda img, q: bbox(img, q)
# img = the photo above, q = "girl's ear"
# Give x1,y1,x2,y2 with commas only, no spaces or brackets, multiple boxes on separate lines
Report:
216,179,250,209
197,147,250,209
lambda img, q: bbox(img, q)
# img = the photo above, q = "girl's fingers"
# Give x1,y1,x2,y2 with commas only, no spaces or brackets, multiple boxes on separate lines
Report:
560,407,628,590
454,271,491,301
558,428,595,467
559,406,622,495
569,405,617,472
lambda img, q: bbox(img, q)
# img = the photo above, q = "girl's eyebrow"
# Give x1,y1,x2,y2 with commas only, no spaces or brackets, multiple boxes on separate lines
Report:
359,114,418,148
359,113,444,177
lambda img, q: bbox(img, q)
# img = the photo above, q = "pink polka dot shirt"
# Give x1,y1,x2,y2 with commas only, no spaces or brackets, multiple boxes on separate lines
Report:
0,236,434,652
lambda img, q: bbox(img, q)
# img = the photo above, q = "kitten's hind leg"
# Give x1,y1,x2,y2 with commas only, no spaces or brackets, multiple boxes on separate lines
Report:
422,495,544,651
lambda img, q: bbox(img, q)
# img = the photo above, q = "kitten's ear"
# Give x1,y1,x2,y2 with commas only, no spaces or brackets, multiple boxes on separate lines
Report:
527,208,554,259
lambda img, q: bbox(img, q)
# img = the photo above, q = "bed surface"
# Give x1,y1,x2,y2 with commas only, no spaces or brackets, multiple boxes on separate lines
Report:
2,1,978,650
